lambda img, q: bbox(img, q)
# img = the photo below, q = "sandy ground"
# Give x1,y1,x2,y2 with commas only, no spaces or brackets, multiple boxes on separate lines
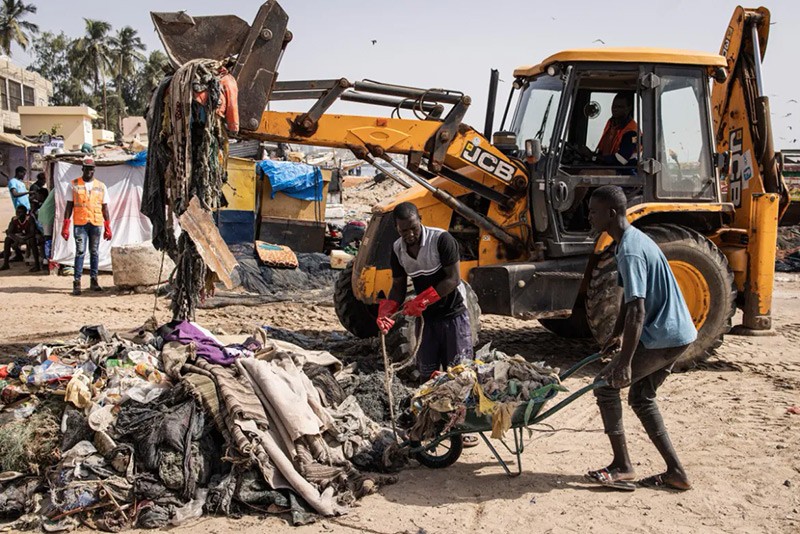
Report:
1,195,799,533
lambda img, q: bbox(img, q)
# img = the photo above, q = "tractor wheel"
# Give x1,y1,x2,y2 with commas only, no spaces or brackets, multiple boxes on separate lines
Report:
538,296,593,338
385,283,482,367
585,224,736,371
333,261,378,338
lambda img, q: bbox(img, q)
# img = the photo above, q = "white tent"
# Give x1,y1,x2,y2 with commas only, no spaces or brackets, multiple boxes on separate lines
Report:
52,160,152,271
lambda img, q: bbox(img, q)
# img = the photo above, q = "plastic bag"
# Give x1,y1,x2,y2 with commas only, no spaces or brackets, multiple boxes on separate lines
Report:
169,489,207,526
26,359,75,386
65,372,93,408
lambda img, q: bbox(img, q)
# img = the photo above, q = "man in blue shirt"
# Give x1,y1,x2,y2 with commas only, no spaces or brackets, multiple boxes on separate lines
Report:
5,166,31,211
585,185,697,492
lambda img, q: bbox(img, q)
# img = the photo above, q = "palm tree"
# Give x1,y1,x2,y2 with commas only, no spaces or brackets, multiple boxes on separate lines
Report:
109,26,145,124
141,50,168,96
73,19,113,127
0,0,38,56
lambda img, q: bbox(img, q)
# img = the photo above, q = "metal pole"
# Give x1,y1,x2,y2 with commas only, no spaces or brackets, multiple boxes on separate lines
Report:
361,154,414,188
484,69,500,139
751,22,764,97
378,155,522,250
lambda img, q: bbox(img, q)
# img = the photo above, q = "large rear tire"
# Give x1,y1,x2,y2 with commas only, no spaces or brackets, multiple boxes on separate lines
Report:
334,262,378,338
585,224,736,371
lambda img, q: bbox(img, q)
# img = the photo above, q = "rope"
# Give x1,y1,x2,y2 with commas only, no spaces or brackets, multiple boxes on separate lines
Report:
380,313,425,442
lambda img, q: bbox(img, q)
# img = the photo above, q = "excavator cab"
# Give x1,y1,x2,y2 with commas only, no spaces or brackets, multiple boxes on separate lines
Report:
509,50,728,257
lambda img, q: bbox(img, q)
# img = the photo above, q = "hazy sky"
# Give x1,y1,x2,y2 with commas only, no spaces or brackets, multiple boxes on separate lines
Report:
13,0,800,147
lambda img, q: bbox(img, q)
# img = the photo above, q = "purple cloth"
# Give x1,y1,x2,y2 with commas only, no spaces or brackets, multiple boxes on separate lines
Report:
163,321,233,365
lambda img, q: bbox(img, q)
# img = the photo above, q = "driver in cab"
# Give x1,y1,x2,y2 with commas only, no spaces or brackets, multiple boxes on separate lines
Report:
577,92,638,169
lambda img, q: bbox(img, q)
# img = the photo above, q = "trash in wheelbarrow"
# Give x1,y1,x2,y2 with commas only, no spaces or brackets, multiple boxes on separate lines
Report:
407,343,566,441
404,351,607,477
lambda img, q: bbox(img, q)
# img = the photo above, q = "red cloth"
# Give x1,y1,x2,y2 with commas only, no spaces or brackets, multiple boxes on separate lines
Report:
193,68,240,133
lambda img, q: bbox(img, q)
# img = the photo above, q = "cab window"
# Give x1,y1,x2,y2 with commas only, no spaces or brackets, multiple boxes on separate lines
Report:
656,69,715,200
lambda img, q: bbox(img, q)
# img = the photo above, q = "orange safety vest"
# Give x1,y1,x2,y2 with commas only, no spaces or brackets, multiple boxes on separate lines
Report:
71,178,105,226
596,118,638,157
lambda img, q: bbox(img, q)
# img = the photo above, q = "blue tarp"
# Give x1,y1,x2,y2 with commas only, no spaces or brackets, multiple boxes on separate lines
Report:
256,159,323,201
126,151,147,167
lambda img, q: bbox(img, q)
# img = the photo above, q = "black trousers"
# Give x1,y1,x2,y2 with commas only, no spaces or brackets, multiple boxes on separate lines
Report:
594,343,689,439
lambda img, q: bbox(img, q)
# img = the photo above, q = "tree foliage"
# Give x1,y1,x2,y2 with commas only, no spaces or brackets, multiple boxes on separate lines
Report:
25,10,170,136
0,0,38,55
29,31,87,106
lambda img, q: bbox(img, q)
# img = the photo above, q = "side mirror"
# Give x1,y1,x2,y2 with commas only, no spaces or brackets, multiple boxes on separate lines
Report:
525,138,542,162
715,151,730,176
492,131,519,156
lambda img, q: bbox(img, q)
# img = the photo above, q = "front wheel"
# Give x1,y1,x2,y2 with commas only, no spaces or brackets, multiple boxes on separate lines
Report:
410,435,464,469
585,224,736,371
333,261,378,338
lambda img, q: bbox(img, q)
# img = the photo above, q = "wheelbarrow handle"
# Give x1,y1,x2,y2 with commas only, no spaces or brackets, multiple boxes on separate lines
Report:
559,352,604,381
530,378,609,424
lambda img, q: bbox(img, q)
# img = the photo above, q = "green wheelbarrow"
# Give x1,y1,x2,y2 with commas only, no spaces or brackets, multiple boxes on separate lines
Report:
405,352,607,477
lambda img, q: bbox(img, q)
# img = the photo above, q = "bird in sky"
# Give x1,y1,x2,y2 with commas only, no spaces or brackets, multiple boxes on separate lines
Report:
593,39,605,44
785,113,793,118
789,99,798,104
371,39,377,46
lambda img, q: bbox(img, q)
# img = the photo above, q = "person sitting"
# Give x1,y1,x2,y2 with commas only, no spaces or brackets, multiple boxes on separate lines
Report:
577,92,638,169
1,205,40,272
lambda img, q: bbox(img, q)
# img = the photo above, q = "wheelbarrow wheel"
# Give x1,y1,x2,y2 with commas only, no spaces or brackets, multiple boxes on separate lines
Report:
411,435,464,469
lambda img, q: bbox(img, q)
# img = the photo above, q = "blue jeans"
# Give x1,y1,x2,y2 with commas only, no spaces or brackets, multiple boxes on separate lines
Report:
74,224,101,281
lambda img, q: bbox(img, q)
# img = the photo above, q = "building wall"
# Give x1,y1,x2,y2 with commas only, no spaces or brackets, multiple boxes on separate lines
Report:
20,114,92,150
0,56,53,133
93,129,114,145
0,144,28,186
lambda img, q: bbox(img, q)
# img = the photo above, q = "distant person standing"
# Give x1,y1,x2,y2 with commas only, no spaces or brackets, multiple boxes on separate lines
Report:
4,166,30,211
60,157,112,295
29,172,48,212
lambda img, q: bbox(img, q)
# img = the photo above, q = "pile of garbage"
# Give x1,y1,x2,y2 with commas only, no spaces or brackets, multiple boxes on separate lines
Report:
0,323,402,531
230,244,340,296
776,226,800,272
408,345,563,441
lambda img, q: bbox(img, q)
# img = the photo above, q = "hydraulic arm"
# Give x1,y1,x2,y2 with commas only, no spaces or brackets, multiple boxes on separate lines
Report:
152,1,531,256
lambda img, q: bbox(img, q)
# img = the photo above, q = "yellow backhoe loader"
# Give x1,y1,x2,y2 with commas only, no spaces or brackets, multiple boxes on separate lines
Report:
152,3,791,370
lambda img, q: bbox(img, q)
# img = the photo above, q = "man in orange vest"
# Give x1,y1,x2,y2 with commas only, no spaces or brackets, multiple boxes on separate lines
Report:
60,157,112,295
578,92,638,169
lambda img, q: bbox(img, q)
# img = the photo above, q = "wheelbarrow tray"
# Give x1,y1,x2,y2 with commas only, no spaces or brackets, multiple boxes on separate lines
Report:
454,385,562,433
408,352,608,476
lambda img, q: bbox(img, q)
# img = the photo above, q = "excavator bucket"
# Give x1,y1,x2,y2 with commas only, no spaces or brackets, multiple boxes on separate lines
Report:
151,1,292,131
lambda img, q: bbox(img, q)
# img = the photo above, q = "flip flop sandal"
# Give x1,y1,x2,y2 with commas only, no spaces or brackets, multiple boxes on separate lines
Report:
462,435,480,448
637,473,691,491
585,468,636,491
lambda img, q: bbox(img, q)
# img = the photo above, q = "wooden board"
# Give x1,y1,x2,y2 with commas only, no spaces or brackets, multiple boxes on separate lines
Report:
179,197,239,289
